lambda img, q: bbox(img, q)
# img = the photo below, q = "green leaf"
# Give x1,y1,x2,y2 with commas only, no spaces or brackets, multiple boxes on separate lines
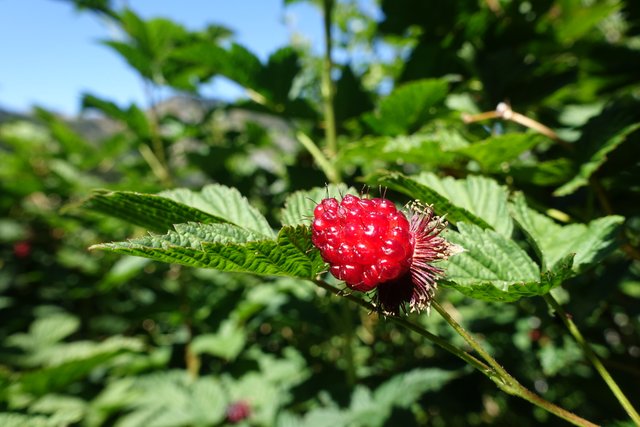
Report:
440,223,573,302
18,337,143,396
455,133,545,172
339,132,465,171
191,320,246,361
553,1,620,44
160,184,275,237
509,158,575,186
81,184,274,237
80,189,227,233
102,40,153,80
7,313,80,350
96,372,226,427
364,79,448,136
92,225,325,279
372,368,464,409
509,193,624,272
0,413,56,427
280,184,357,227
555,123,640,196
372,172,513,236
259,47,301,104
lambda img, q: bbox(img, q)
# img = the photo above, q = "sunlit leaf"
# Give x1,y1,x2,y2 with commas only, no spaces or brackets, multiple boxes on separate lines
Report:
364,79,448,136
81,189,226,233
440,223,573,302
372,172,513,236
455,133,545,172
510,193,624,272
160,184,275,237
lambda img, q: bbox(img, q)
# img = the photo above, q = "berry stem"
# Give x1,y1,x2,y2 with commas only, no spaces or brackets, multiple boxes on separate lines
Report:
314,278,599,426
341,303,357,386
544,293,640,426
431,301,599,427
313,279,499,383
297,131,340,183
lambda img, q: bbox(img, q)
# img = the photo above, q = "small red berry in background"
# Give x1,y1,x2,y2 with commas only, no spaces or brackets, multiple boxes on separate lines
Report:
13,241,31,259
312,194,462,314
226,400,251,423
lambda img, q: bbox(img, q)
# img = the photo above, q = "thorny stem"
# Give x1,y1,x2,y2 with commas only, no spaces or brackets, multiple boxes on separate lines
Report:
341,303,357,386
315,279,598,426
313,280,492,374
430,300,598,427
143,81,173,188
321,0,339,163
544,294,640,425
297,131,340,184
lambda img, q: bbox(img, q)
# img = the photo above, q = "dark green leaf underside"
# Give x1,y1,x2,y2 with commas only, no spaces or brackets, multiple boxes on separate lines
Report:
81,189,226,233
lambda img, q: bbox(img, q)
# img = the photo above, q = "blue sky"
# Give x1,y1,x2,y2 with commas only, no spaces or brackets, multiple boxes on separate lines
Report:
0,0,323,115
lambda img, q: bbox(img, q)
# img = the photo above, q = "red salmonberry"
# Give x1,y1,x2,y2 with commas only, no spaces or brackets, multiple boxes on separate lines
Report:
13,241,31,259
226,400,251,423
312,195,462,314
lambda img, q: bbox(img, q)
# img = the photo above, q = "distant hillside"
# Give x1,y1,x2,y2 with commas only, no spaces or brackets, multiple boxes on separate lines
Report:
1,96,297,146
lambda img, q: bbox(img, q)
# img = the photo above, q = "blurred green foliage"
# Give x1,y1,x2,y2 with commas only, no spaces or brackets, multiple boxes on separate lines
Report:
1,0,639,426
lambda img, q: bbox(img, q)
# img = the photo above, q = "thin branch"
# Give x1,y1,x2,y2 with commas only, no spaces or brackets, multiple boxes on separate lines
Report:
314,280,599,426
432,300,599,427
312,280,492,374
544,294,640,425
297,131,340,184
462,102,573,151
321,0,338,162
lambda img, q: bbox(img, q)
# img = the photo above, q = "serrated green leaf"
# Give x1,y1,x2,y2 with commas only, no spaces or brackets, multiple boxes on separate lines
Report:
92,225,325,279
280,184,357,226
372,172,513,236
160,184,275,237
455,133,545,172
364,79,448,136
415,173,513,236
82,184,274,237
81,190,226,233
555,123,640,196
510,193,624,272
440,223,573,302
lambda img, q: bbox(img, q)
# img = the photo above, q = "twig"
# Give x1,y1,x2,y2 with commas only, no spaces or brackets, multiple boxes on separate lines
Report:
314,279,599,426
431,300,599,427
544,294,640,426
462,102,573,151
321,0,338,162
